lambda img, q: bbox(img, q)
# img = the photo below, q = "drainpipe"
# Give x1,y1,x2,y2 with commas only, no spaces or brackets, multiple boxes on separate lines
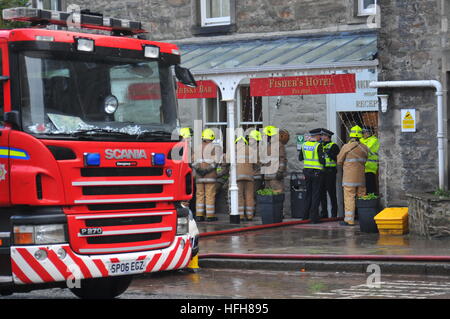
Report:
369,80,445,190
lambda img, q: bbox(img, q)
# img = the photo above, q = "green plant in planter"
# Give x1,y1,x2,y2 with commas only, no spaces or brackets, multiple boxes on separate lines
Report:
358,193,378,200
433,188,450,197
256,188,282,196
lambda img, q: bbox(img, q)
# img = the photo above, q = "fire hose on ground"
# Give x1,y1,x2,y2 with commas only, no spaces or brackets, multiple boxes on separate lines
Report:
195,218,450,264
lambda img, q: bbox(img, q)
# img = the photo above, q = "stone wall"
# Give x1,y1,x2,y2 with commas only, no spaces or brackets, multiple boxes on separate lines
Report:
407,193,450,238
68,0,368,40
378,0,445,207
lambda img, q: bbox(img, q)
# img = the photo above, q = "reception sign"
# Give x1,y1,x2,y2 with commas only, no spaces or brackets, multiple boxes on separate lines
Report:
250,74,356,97
177,80,217,99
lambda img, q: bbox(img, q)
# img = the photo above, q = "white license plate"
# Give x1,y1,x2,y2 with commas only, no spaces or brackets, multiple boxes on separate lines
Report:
108,260,147,276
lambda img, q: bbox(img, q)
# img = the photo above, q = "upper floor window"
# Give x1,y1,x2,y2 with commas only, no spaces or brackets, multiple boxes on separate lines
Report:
200,0,231,27
34,0,62,11
358,0,377,16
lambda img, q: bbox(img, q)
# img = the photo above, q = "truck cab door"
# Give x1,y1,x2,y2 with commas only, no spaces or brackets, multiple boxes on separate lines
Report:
0,39,11,206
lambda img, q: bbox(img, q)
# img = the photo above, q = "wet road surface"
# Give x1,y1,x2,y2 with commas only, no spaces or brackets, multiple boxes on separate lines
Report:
2,268,450,299
199,220,450,256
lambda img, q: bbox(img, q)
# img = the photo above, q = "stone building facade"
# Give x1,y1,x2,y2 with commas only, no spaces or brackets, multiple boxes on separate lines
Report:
55,0,449,212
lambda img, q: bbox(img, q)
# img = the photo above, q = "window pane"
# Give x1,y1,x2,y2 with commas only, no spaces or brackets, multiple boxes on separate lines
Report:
364,0,376,9
206,0,230,19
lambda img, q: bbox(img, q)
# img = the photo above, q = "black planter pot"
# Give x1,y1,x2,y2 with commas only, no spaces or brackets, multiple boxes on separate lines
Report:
356,198,378,208
356,199,379,233
256,194,285,224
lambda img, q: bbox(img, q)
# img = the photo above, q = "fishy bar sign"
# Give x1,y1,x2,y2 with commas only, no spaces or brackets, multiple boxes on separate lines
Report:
177,80,217,99
250,74,356,96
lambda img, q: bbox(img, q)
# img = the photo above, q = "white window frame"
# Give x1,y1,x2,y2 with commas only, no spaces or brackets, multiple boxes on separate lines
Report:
237,85,263,127
35,0,61,11
202,90,227,127
200,0,231,27
357,0,377,16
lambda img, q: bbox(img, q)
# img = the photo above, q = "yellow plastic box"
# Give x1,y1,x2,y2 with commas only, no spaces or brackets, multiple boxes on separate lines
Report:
374,207,409,235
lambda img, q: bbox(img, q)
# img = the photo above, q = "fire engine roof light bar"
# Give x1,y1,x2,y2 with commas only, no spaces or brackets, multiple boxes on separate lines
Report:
2,7,146,35
144,45,160,59
76,38,95,52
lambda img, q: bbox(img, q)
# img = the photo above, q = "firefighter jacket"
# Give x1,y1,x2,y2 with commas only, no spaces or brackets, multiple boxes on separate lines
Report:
261,139,287,180
337,139,369,187
192,141,221,183
360,135,379,174
236,140,255,181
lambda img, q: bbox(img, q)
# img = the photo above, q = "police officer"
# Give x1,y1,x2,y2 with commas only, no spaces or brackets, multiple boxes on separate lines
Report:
360,127,380,195
319,128,340,218
192,128,220,222
299,129,326,224
337,125,369,226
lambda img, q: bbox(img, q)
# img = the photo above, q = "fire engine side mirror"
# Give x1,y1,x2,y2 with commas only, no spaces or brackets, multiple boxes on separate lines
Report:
175,65,197,88
3,111,22,129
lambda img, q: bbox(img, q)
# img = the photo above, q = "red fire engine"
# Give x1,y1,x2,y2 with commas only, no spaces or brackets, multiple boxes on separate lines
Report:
0,7,198,298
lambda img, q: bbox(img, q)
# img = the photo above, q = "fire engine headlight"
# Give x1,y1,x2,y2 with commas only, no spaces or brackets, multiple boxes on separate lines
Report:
144,45,160,59
176,208,189,235
14,225,66,245
104,95,119,114
76,38,95,52
35,225,66,244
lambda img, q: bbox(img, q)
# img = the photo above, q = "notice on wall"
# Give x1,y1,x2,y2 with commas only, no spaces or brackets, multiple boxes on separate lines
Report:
401,109,416,132
333,69,379,112
250,74,356,97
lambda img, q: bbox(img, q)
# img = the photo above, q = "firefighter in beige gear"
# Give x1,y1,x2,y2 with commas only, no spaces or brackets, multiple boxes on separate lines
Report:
337,125,369,226
192,128,220,222
235,135,256,221
249,129,263,192
261,126,288,193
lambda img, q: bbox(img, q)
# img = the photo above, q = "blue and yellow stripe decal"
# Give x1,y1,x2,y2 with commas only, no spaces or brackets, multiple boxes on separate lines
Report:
0,147,30,160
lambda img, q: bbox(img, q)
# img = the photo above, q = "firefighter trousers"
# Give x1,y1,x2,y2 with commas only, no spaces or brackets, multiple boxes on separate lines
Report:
237,180,255,220
195,183,217,218
343,186,366,225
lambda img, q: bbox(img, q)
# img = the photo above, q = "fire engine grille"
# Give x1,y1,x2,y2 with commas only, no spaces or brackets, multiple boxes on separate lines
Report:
85,215,162,227
82,185,163,196
69,211,175,255
80,167,163,177
86,232,161,245
87,202,157,211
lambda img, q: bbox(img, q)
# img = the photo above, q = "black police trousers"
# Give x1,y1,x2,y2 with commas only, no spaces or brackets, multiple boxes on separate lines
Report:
302,169,324,223
320,169,338,218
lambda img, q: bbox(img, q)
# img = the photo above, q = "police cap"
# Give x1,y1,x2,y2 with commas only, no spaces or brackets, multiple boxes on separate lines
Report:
319,128,334,137
308,128,322,136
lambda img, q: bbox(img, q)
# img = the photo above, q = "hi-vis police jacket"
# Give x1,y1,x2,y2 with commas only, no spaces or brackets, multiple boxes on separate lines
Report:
360,135,379,174
337,139,369,187
299,141,326,172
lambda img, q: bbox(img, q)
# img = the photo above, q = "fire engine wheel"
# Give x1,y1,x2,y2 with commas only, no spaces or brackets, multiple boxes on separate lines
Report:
69,275,133,299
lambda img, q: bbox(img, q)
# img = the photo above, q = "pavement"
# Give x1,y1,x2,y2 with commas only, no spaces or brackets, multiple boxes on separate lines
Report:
195,213,450,275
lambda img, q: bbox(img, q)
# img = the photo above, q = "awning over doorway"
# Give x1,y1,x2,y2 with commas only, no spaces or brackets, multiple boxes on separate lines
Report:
178,31,377,74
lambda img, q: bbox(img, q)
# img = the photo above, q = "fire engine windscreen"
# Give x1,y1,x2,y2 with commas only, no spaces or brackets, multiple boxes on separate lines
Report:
18,51,178,138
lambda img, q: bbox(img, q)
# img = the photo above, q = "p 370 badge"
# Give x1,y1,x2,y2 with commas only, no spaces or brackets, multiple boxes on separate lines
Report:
79,227,103,236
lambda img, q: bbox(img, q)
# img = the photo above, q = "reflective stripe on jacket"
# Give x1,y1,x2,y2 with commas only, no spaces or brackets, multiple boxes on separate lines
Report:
337,139,369,187
323,142,337,168
302,141,324,170
360,136,379,174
